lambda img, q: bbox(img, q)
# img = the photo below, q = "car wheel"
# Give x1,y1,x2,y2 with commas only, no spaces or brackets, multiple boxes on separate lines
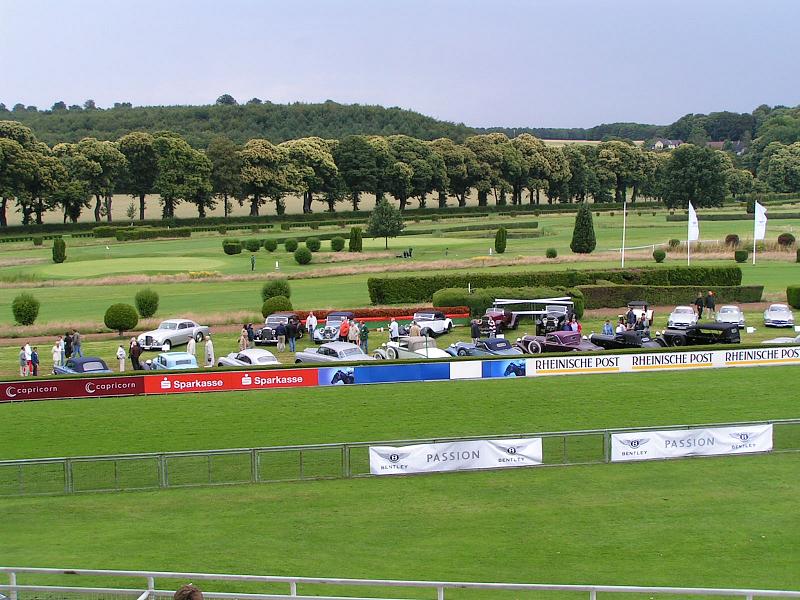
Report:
295,359,302,364
162,340,172,351
195,332,204,343
446,323,452,333
527,341,542,354
421,328,433,338
387,347,399,360
672,336,685,347
373,351,385,360
457,348,468,356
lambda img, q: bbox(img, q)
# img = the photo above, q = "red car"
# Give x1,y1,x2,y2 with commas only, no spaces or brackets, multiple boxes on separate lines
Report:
514,330,601,354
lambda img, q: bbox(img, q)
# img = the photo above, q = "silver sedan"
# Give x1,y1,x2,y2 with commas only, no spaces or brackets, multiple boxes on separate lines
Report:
217,348,280,367
294,341,375,364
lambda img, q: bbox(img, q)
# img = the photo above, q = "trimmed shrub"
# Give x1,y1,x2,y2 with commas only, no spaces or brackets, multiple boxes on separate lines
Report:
653,249,666,263
576,284,763,309
778,232,796,248
725,234,740,247
104,303,139,336
294,246,312,265
115,227,191,241
735,250,749,263
494,227,507,254
261,295,292,318
284,239,299,252
243,238,262,252
746,199,755,214
570,203,596,254
309,223,319,230
11,293,40,325
280,223,291,231
222,239,242,255
349,227,363,252
93,226,118,238
52,237,66,263
134,288,159,318
305,236,321,252
331,236,345,252
218,225,227,235
546,248,557,259
263,239,278,252
787,286,800,309
432,286,584,318
668,238,681,248
32,235,43,246
261,278,291,301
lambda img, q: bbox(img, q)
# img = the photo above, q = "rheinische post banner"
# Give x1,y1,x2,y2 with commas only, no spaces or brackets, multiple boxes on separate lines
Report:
369,438,542,475
611,424,773,462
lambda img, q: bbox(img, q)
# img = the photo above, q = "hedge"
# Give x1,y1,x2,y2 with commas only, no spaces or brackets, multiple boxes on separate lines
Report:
432,287,584,318
115,227,192,241
575,284,764,309
222,239,242,255
282,306,471,321
243,238,262,252
367,266,743,304
787,286,800,309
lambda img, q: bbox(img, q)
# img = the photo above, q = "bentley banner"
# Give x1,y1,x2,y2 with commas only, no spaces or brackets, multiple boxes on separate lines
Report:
611,424,773,462
369,437,542,475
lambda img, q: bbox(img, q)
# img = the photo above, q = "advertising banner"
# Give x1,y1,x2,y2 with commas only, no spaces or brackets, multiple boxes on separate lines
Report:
482,359,527,378
318,362,451,386
143,368,318,394
526,354,622,376
611,424,773,462
0,375,144,403
369,437,542,475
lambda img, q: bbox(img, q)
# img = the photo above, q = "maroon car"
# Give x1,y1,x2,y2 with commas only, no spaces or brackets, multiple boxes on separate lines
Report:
514,330,601,354
483,308,515,332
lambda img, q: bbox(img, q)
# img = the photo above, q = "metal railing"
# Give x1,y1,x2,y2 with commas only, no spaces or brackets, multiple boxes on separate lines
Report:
1,419,798,498
2,567,800,600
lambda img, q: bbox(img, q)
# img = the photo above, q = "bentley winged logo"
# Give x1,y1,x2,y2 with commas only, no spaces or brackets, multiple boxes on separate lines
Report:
730,432,751,442
387,452,410,463
619,438,649,449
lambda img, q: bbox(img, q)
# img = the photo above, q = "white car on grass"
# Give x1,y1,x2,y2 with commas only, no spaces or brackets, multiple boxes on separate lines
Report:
217,348,280,367
137,318,209,351
715,305,745,328
764,304,795,328
400,311,453,338
667,306,698,329
373,336,451,360
762,333,800,345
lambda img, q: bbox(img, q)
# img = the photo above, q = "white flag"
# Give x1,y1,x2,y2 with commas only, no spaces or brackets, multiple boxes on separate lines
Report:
754,202,767,240
688,203,699,242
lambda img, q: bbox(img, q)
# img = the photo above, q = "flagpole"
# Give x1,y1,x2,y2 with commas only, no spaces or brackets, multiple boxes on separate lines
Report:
687,237,690,266
621,198,627,268
752,230,757,265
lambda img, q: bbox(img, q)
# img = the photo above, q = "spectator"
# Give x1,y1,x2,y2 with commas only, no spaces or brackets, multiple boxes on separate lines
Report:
250,254,256,271
360,322,369,353
694,293,704,317
51,339,61,372
705,290,716,319
635,315,647,331
348,319,360,347
487,317,497,338
247,323,255,345
409,320,422,337
56,335,65,365
615,319,626,334
338,318,350,342
204,335,214,367
286,318,298,352
18,346,26,376
389,318,399,342
470,319,481,343
130,338,143,370
186,334,196,359
275,321,287,351
72,329,83,358
562,319,572,331
23,343,32,376
569,317,579,332
116,345,126,372
174,585,203,600
602,320,613,335
625,307,636,329
305,311,318,336
31,347,39,376
238,326,248,351
64,331,73,359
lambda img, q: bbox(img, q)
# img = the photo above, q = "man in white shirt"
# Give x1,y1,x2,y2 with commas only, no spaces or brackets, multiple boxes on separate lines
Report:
389,318,399,341
186,336,196,358
615,320,626,334
23,343,32,376
305,312,318,337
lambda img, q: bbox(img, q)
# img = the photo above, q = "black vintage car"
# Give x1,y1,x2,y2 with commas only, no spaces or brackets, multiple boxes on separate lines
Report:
589,330,662,350
254,312,304,345
657,322,741,347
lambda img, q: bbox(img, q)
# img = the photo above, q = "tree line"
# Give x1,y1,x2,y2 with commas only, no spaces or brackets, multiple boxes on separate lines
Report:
2,120,769,228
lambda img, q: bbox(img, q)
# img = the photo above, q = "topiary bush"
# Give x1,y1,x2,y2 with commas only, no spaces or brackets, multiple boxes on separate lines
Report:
11,293,40,325
261,278,291,301
734,249,749,263
570,203,596,254
787,286,800,309
494,227,507,254
32,235,43,246
294,246,312,265
331,236,345,252
52,237,66,263
725,234,740,247
546,248,557,259
134,288,159,318
222,239,242,255
778,232,796,248
280,223,291,231
349,227,363,252
264,239,278,252
667,238,680,249
305,236,321,252
217,225,227,235
261,295,292,318
104,303,139,336
653,249,666,263
243,238,262,252
284,239,298,252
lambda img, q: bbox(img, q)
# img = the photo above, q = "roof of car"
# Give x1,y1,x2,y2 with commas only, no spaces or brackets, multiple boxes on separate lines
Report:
238,348,276,358
672,305,694,311
687,322,739,331
768,304,790,309
268,312,298,317
719,305,740,310
627,300,649,307
69,356,107,366
160,318,192,324
327,311,355,317
158,352,195,359
319,341,362,350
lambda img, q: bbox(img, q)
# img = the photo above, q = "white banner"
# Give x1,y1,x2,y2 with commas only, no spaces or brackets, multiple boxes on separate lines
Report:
611,424,773,462
688,202,699,241
369,438,542,475
754,201,768,240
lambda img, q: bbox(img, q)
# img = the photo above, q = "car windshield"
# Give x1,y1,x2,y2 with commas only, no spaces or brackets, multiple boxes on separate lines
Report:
175,360,193,366
158,322,178,330
674,307,694,314
82,361,106,371
720,307,737,314
414,313,434,321
341,347,364,357
326,315,347,324
266,316,288,325
769,306,788,312
546,306,567,314
488,340,512,350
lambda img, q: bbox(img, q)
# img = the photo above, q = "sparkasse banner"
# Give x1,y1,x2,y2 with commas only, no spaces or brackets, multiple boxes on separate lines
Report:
143,369,318,394
369,438,542,475
611,424,773,462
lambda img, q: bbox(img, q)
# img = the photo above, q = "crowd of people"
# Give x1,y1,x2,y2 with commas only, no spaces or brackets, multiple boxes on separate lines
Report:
335,317,369,353
17,330,85,377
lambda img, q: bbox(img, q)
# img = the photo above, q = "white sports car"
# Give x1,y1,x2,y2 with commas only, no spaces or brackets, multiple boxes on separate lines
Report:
217,348,280,367
764,304,795,328
715,305,745,328
667,306,698,329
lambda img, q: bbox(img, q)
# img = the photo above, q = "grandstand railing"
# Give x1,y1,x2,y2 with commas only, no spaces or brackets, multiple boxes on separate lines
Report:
1,419,798,498
1,567,800,600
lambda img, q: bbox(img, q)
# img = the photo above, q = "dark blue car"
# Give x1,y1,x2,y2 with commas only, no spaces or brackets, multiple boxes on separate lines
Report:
53,356,113,375
446,337,524,357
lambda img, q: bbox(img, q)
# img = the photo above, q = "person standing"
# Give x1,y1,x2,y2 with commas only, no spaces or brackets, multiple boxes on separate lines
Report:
116,345,127,372
23,343,32,376
247,323,255,346
31,347,39,376
275,321,286,352
409,320,421,337
694,293,704,317
64,331,73,360
602,320,614,335
705,290,716,319
388,318,399,342
305,312,318,338
204,335,215,367
130,338,143,370
360,322,369,353
186,335,196,360
470,319,481,343
348,319,360,347
250,254,256,272
19,346,26,376
286,318,298,352
51,340,61,373
56,335,64,366
72,329,82,358
339,318,350,343
625,308,636,329
238,326,248,351
487,317,497,338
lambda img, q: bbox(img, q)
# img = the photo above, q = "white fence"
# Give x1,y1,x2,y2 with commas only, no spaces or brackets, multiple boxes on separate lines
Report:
1,567,800,600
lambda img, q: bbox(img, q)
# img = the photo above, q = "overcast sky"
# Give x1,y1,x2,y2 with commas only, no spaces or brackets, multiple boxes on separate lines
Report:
1,0,798,128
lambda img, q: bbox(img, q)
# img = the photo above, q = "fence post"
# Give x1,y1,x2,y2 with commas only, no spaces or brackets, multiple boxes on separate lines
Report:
158,454,167,488
65,458,74,493
604,431,612,463
590,590,597,600
251,448,259,483
147,576,155,600
9,570,17,600
437,585,444,600
289,581,297,596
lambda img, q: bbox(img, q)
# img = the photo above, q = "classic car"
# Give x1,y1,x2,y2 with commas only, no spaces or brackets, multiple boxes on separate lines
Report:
762,333,800,345
446,337,524,357
399,311,453,337
588,330,662,350
254,312,303,345
312,311,355,343
666,305,698,329
149,352,199,370
715,305,746,328
294,341,375,364
534,304,572,335
137,318,209,351
514,330,601,354
53,356,113,375
625,300,654,326
217,348,280,367
764,303,795,328
373,336,451,360
656,323,741,347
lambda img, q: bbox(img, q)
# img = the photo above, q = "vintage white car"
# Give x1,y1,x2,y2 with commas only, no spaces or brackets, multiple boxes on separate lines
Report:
400,311,453,338
373,336,451,360
764,304,795,328
217,348,280,367
294,341,375,364
715,305,746,328
667,306,698,329
762,333,800,345
137,318,209,351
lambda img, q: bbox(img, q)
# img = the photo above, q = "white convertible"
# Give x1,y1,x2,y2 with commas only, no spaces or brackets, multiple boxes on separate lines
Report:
401,311,453,338
373,336,451,360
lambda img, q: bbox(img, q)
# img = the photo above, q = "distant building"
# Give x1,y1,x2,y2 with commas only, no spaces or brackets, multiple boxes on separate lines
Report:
650,138,683,150
707,140,747,155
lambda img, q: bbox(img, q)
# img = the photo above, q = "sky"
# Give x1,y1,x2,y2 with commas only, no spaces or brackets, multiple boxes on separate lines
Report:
1,0,798,129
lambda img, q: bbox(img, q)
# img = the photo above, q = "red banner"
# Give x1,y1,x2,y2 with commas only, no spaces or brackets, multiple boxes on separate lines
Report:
143,368,318,395
0,375,145,403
